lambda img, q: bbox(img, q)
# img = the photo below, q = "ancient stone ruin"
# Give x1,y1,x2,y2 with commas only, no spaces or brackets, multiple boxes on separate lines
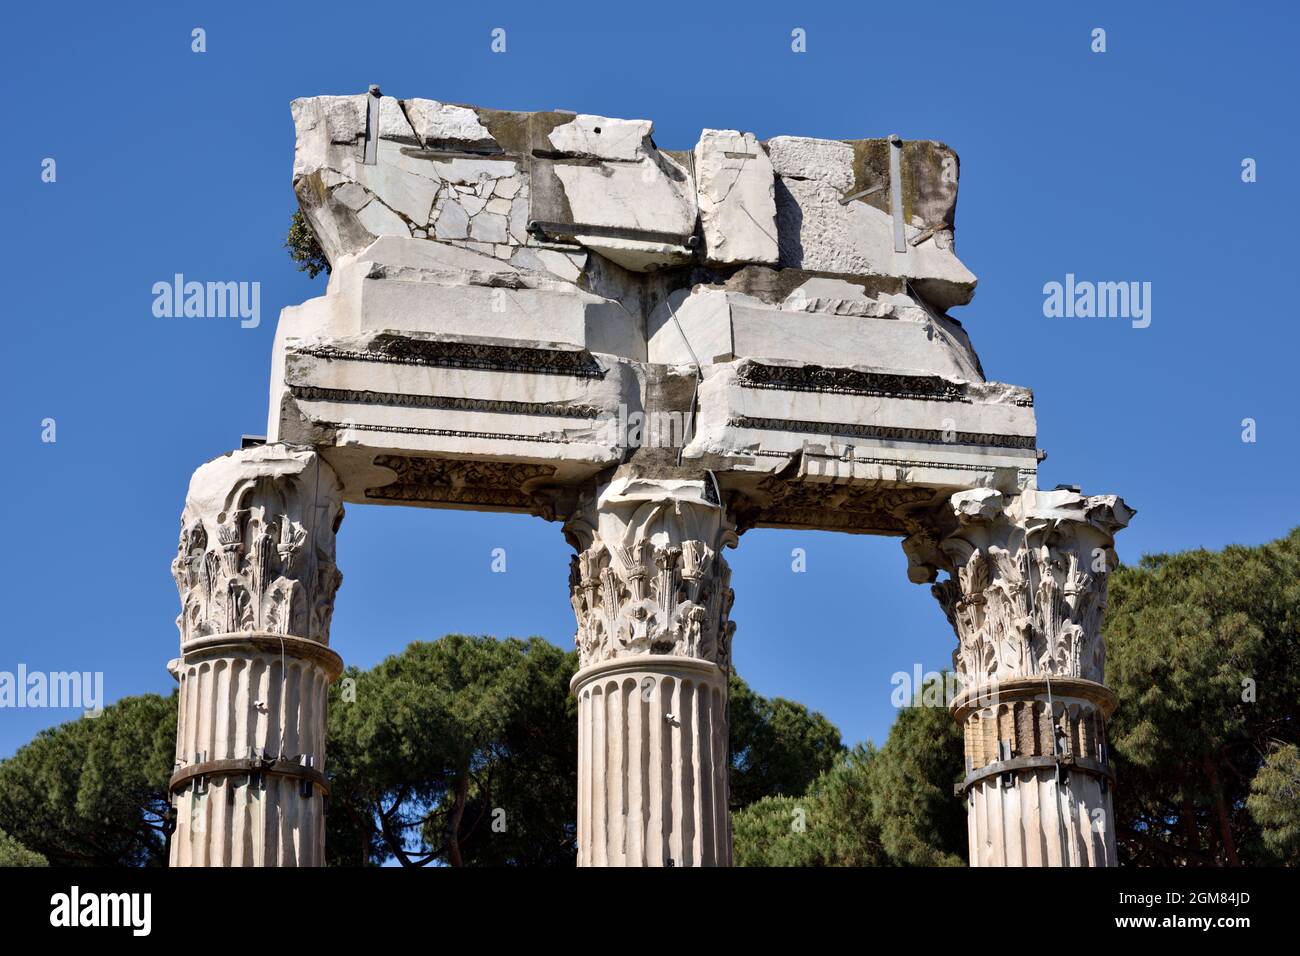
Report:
167,88,1132,867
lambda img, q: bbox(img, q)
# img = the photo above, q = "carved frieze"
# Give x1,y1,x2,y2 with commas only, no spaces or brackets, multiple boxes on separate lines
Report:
737,360,970,402
731,477,937,534
365,454,556,508
296,335,606,379
289,384,600,419
728,415,1037,451
734,360,1034,408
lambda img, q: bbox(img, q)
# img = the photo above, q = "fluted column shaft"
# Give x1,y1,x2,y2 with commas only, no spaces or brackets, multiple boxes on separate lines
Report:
567,476,737,867
168,635,342,866
168,444,345,867
573,658,730,867
905,486,1134,867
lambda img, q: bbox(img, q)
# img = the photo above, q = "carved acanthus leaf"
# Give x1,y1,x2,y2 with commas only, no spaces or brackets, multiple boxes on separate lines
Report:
908,488,1133,685
567,478,737,670
173,445,344,645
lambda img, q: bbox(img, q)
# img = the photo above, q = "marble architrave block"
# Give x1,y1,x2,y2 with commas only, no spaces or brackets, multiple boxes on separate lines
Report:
273,91,1030,535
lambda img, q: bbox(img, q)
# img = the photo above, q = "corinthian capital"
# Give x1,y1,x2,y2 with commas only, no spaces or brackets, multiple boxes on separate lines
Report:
566,477,737,671
172,444,345,645
904,487,1134,685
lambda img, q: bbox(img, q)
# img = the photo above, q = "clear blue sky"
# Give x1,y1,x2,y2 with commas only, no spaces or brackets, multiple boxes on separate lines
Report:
2,0,1296,759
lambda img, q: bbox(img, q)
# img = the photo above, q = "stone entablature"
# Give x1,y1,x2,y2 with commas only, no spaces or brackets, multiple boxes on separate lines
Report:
270,91,1038,539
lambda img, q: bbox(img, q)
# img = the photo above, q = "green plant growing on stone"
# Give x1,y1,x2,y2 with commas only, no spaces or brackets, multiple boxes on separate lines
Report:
286,208,330,278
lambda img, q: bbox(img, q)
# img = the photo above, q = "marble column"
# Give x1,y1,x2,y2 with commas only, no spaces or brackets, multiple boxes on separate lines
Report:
168,444,345,867
905,487,1134,867
566,476,737,866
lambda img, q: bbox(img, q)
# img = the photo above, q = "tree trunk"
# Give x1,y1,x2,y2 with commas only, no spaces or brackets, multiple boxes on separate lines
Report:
379,793,415,867
447,775,469,867
1180,798,1199,864
1203,757,1241,866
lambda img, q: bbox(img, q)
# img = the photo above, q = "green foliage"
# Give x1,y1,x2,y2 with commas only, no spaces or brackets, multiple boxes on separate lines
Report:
454,636,580,866
732,793,824,867
728,672,844,810
1105,528,1300,865
737,530,1300,868
326,635,578,866
733,678,966,867
12,517,1296,872
285,208,330,278
797,746,885,866
1247,744,1300,865
326,642,846,866
0,639,851,868
0,827,47,866
869,699,966,866
0,694,176,866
